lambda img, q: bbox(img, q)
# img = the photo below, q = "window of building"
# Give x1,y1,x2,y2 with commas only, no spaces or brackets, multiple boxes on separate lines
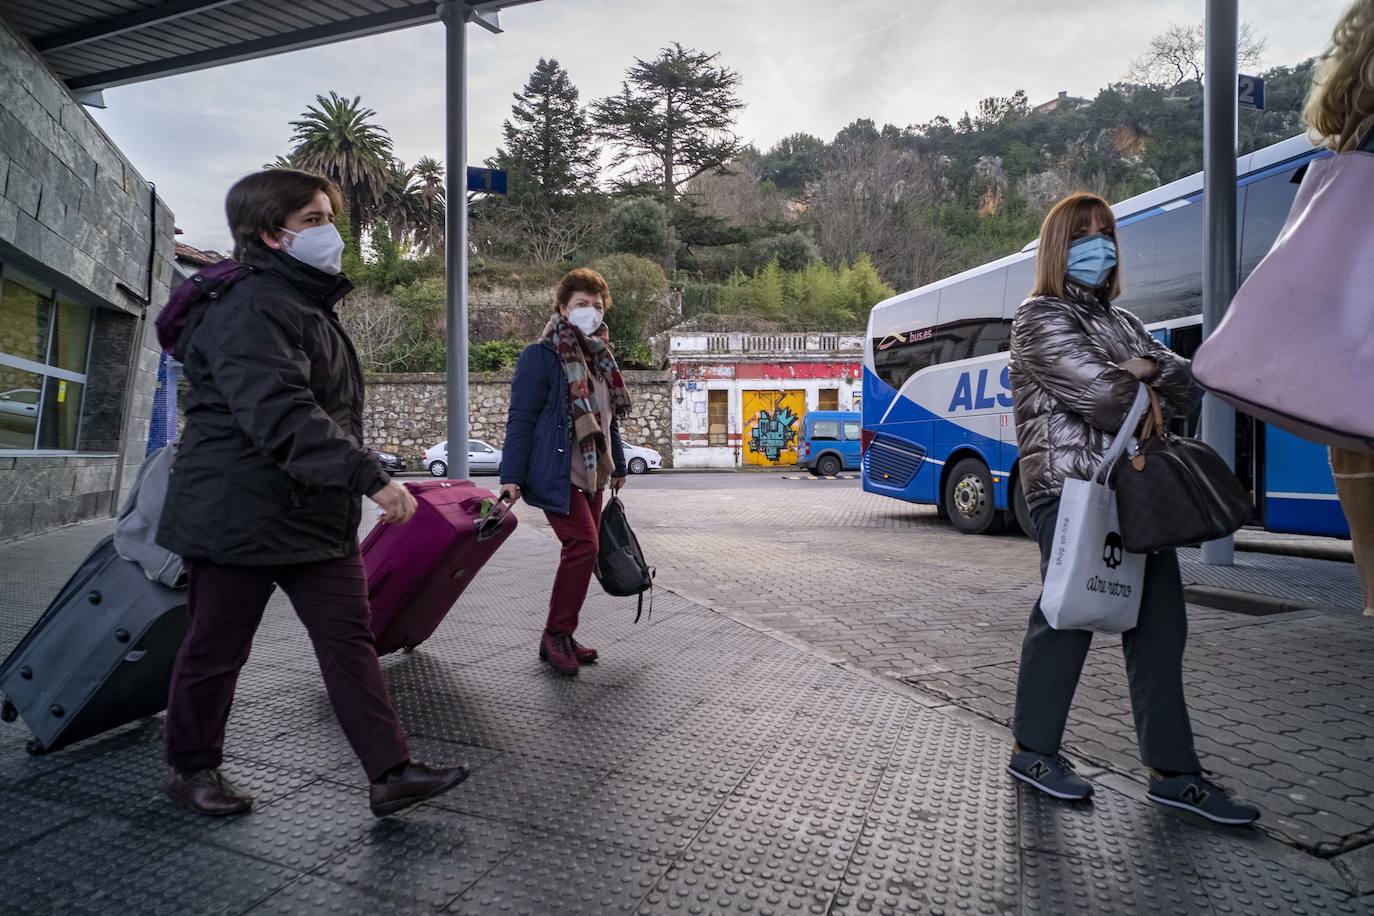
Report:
707,389,729,447
0,265,95,452
818,388,839,411
812,420,840,440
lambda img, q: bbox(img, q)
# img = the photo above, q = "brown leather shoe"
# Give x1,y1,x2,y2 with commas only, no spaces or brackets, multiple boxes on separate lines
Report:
162,768,254,816
369,761,470,817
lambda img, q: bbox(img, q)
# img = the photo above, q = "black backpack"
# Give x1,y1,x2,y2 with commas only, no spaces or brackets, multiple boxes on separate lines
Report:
595,494,655,622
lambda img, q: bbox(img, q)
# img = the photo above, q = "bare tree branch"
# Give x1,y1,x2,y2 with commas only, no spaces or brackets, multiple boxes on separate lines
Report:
1127,21,1267,90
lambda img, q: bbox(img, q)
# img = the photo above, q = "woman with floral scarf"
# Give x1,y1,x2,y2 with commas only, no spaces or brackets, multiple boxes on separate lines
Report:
499,268,631,674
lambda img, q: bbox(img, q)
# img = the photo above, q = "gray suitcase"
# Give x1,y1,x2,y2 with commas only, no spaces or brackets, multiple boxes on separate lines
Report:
0,535,189,755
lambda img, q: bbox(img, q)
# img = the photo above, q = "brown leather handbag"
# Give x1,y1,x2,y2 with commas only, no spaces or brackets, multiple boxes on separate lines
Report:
1110,389,1252,552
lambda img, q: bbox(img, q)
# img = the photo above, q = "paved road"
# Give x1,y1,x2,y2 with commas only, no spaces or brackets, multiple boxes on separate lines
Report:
0,474,1369,912
597,471,1374,871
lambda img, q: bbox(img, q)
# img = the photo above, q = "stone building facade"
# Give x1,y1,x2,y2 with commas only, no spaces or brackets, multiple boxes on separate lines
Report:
0,18,176,541
363,370,674,469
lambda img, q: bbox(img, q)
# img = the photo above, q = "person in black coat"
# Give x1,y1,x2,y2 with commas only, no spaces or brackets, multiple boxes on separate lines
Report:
157,169,466,818
499,268,629,675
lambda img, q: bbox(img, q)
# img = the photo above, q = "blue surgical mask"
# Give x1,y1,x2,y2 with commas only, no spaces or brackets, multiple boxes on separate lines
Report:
1066,233,1117,288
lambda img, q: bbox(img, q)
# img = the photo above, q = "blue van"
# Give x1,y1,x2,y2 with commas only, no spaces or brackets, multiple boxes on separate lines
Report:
798,410,862,476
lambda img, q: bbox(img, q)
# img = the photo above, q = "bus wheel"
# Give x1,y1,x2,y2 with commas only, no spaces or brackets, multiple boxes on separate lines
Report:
1012,477,1036,539
944,458,1000,535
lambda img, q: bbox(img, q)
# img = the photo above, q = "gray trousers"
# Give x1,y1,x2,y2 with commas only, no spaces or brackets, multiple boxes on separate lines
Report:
1011,499,1202,773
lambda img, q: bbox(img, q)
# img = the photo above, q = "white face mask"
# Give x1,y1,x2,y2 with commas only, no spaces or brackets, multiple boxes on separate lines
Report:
567,305,603,336
279,223,345,275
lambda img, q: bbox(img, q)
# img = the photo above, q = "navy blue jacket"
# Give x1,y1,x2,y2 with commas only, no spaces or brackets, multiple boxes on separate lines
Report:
500,340,627,514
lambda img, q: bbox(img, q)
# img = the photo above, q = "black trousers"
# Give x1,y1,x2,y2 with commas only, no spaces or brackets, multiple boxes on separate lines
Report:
1011,499,1202,773
165,553,411,782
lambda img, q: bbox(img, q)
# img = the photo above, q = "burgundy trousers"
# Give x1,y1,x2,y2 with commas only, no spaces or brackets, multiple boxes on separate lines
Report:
544,487,604,635
164,552,410,782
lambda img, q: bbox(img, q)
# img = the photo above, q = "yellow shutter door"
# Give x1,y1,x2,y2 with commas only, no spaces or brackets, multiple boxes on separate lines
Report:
742,389,804,466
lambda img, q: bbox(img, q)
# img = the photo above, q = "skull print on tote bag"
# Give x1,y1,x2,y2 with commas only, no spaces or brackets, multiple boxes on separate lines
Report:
1039,385,1149,633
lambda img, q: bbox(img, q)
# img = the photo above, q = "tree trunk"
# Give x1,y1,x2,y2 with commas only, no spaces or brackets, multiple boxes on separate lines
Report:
348,186,364,253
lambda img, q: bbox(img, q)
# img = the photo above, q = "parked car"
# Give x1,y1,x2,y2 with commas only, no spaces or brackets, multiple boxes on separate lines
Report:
623,443,662,475
369,448,407,472
424,439,502,477
0,388,40,422
798,410,862,477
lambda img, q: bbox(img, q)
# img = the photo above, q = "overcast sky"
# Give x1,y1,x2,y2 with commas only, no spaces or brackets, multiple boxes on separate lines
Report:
88,0,1349,251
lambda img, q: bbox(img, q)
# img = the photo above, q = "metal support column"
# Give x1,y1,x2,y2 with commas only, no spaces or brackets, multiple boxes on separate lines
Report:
438,0,470,479
1202,0,1239,565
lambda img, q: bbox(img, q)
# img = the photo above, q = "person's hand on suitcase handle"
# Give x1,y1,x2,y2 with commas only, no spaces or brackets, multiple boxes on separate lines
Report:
500,483,521,505
373,480,418,525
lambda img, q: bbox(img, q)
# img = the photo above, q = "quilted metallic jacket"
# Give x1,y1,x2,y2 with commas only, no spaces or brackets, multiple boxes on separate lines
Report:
1009,281,1197,507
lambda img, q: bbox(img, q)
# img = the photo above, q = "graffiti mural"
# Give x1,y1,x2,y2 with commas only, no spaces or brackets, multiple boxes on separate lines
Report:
742,389,805,466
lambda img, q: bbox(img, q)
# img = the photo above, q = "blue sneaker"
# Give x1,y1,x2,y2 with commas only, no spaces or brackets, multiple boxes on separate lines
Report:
1008,748,1093,801
1147,771,1260,825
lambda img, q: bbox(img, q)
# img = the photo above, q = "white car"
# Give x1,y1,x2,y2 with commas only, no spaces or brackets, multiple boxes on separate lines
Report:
424,439,502,477
0,388,40,422
623,443,662,474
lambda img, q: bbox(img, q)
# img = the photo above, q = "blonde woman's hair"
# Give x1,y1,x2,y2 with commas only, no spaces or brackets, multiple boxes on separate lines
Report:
1031,193,1121,301
1303,0,1374,151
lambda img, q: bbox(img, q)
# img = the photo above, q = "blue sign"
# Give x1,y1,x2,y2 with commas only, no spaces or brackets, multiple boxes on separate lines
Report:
467,166,508,194
1238,74,1265,111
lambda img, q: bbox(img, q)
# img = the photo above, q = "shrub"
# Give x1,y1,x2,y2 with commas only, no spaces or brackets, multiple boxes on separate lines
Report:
470,338,526,372
606,198,673,258
755,232,820,271
590,253,670,353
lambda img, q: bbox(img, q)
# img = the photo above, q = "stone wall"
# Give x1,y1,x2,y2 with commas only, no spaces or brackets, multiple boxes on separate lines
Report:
0,19,176,541
364,371,674,468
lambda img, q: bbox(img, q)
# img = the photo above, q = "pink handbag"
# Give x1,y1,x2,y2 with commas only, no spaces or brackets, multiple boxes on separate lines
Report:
1192,150,1374,454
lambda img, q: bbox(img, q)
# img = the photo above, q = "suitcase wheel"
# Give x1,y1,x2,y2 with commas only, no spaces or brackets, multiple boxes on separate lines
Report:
0,698,16,723
25,738,46,756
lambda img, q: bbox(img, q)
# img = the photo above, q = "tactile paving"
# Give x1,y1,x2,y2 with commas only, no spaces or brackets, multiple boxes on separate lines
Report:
637,861,836,915
315,807,525,910
1,521,1363,915
203,779,380,874
449,835,673,915
424,751,607,825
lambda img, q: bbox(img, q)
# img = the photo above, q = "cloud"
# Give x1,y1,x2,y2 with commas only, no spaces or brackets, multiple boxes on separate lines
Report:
87,0,1345,251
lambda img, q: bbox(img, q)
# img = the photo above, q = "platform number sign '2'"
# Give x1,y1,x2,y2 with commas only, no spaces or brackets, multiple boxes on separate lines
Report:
1238,74,1265,111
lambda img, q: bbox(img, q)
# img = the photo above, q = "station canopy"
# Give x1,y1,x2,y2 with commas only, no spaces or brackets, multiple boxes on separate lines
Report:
4,0,540,93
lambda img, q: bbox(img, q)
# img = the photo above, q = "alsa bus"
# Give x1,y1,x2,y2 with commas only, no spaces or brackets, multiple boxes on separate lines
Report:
861,134,1350,539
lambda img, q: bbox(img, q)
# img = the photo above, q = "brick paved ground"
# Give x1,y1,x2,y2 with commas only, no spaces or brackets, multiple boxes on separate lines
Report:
608,474,1374,876
0,484,1370,913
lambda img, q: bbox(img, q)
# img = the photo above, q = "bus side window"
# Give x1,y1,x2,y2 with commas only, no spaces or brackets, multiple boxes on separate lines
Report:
1113,217,1159,324
1241,169,1301,281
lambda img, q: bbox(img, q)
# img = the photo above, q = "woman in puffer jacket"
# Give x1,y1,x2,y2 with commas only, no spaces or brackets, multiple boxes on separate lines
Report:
1005,192,1259,826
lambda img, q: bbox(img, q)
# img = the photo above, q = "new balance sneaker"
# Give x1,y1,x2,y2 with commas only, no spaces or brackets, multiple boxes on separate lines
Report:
1007,748,1093,800
1147,771,1260,825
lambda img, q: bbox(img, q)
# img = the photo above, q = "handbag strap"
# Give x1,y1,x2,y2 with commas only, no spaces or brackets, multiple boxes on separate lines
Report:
1093,384,1151,484
1137,386,1167,441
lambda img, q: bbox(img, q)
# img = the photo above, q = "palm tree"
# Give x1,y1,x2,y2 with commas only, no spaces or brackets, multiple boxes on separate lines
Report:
288,92,394,251
408,156,446,255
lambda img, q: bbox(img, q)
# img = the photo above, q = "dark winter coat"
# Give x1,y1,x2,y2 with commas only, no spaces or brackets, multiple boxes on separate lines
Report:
157,250,388,565
1009,280,1197,507
500,339,627,515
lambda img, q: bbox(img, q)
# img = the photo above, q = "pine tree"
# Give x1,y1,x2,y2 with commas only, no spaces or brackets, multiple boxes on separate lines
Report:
491,58,599,204
591,43,745,202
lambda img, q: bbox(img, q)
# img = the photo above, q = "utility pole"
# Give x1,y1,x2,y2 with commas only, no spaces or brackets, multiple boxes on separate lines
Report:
1201,0,1239,566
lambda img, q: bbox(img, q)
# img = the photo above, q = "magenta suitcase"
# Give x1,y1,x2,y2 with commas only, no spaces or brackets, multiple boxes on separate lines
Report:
361,480,517,655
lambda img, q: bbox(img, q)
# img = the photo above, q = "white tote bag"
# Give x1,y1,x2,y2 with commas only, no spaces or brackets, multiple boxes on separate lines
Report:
1040,385,1149,633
